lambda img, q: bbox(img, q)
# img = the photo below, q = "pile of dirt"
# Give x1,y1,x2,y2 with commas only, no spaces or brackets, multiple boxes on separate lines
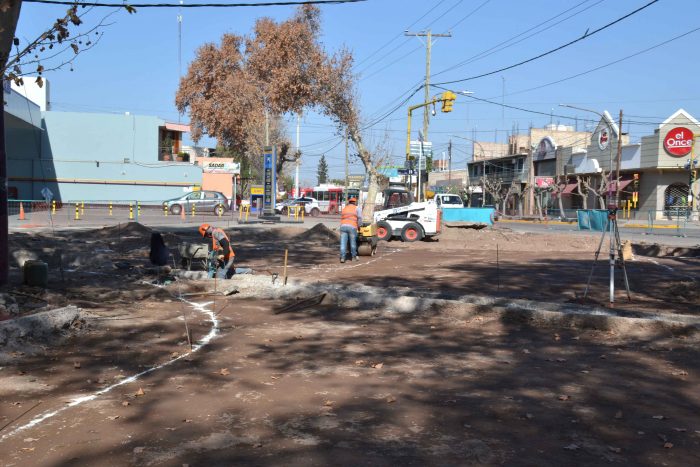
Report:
292,223,340,242
94,221,152,239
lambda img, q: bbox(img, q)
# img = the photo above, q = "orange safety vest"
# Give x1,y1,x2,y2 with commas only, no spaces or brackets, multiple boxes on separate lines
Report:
340,204,359,229
211,228,235,259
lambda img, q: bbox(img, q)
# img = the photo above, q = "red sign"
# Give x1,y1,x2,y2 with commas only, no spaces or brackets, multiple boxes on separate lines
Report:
663,127,694,157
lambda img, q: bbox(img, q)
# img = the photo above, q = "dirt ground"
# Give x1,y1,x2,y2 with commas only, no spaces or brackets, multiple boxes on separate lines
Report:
0,222,699,466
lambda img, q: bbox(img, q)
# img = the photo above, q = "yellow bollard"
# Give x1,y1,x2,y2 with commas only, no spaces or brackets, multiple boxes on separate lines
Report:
51,200,56,215
109,202,113,216
81,201,85,217
74,203,80,220
137,202,141,218
245,205,250,222
164,204,168,217
129,203,134,220
191,204,196,217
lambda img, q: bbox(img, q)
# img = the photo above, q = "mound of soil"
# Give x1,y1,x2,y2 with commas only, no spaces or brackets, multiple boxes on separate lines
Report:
292,223,340,243
94,221,153,239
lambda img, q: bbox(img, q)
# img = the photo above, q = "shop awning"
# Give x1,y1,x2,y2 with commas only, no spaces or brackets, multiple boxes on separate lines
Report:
562,183,578,194
609,178,633,192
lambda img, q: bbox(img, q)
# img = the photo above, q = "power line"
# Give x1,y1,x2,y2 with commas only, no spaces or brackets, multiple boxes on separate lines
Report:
495,24,700,99
26,0,366,6
432,0,602,78
433,0,660,86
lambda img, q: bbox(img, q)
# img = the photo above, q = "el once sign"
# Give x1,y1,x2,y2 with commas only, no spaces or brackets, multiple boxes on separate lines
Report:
663,127,694,157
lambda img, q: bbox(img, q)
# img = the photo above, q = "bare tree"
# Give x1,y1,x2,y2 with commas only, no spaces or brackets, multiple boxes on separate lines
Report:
575,175,591,209
548,175,569,219
480,175,503,208
581,169,610,209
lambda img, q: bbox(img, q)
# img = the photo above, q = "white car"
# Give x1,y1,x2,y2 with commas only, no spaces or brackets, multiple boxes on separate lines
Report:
275,197,321,217
434,193,464,208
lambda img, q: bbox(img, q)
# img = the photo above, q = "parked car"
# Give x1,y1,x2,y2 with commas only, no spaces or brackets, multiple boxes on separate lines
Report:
433,193,465,208
163,190,229,216
275,197,321,217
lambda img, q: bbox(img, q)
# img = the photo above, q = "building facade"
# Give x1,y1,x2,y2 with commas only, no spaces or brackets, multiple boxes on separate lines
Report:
5,80,201,202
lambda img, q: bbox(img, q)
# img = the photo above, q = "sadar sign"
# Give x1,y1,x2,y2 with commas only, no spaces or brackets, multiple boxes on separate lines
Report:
202,161,241,174
663,127,694,157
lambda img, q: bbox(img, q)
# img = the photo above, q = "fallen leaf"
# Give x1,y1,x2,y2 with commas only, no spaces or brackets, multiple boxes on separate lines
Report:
121,401,130,407
23,438,38,443
615,410,623,419
218,368,230,376
563,443,580,451
21,447,35,452
183,419,192,423
170,352,179,359
558,395,571,401
107,415,120,420
135,388,145,397
386,395,397,403
663,442,674,449
323,400,334,407
73,362,81,369
354,359,366,366
371,362,383,369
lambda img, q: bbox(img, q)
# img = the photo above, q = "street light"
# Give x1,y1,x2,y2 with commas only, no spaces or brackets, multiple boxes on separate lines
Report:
559,104,625,305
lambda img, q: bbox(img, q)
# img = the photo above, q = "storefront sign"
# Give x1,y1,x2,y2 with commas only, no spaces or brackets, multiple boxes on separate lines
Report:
262,147,277,215
663,126,694,157
250,186,264,195
597,127,610,151
202,161,240,174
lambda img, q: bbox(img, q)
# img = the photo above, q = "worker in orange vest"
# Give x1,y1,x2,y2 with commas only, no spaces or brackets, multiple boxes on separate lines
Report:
339,197,362,263
198,223,235,278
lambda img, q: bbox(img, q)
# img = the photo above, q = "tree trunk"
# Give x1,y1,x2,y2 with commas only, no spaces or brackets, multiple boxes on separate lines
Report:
349,127,379,223
557,192,566,219
0,0,23,285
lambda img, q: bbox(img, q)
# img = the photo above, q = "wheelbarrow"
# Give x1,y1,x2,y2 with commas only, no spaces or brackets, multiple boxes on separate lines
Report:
178,242,211,271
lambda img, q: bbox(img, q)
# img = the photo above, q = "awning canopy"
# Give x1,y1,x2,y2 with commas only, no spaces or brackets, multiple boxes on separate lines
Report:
562,183,578,194
609,178,633,192
164,122,190,132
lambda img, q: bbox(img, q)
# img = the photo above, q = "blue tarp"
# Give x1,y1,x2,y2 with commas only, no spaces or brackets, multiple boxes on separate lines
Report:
441,207,495,225
577,209,609,231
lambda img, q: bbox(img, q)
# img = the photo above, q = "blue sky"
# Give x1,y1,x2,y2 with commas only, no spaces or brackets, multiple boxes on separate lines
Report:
17,0,700,184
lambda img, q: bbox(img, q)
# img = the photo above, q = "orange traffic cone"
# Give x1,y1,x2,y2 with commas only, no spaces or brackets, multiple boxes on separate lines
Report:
18,202,26,221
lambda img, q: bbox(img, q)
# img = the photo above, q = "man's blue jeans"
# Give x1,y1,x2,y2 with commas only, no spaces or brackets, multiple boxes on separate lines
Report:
339,225,358,260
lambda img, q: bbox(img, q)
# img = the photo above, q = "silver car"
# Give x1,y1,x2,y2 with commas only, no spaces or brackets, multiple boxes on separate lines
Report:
163,190,229,216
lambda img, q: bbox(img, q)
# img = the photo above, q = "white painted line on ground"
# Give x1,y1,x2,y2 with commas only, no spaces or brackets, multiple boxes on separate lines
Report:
0,299,219,443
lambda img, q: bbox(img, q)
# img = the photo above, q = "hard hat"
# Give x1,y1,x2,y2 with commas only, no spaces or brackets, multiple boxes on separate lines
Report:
348,197,357,203
198,223,211,237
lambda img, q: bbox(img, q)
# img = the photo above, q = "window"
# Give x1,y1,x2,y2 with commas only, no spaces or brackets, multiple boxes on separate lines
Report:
664,183,690,213
203,192,218,199
186,192,201,200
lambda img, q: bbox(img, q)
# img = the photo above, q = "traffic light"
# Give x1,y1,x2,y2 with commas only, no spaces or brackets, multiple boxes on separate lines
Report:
441,91,456,113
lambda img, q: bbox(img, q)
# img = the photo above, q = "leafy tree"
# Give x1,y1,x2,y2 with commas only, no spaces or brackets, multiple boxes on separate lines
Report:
176,5,382,221
317,155,329,185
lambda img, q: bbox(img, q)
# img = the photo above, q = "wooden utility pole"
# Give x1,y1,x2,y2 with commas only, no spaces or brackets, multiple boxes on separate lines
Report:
448,139,452,184
404,29,451,142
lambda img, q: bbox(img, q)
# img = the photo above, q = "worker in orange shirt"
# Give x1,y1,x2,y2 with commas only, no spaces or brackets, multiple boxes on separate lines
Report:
339,197,362,263
198,223,235,279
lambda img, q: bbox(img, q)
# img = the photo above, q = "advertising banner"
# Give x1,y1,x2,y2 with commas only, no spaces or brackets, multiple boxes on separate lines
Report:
263,146,277,215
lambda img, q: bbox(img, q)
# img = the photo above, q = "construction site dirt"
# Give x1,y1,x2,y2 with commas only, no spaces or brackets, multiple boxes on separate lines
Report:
1,222,698,466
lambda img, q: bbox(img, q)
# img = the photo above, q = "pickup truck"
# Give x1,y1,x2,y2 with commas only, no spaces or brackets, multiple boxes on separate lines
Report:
433,193,464,208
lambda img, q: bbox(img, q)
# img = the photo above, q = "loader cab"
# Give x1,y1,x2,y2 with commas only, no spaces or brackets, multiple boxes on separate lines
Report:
382,184,414,209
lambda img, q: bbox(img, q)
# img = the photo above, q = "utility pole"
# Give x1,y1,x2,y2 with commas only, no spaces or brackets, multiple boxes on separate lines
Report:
405,29,451,142
448,139,452,185
177,0,183,124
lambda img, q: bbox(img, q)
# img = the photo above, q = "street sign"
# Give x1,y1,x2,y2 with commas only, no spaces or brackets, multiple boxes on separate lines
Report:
398,169,416,176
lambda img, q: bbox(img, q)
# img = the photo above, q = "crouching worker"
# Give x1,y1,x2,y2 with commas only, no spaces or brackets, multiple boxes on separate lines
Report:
198,223,235,279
